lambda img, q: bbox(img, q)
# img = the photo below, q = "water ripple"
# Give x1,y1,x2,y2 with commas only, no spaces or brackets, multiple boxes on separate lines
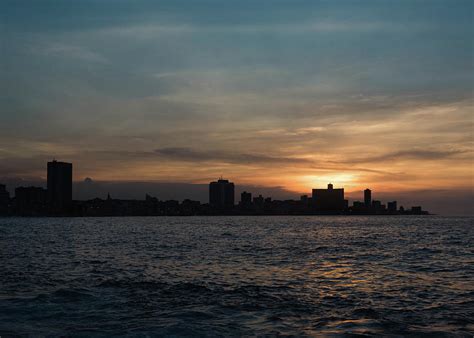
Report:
0,216,473,336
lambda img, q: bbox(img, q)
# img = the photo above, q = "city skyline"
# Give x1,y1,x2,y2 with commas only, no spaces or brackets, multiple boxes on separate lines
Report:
1,0,473,215
0,159,471,215
0,160,429,216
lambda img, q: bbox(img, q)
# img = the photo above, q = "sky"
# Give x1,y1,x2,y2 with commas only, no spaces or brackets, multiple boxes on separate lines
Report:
1,0,473,214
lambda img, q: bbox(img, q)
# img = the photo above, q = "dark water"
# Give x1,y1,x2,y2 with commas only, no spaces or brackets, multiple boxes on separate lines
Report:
0,216,473,337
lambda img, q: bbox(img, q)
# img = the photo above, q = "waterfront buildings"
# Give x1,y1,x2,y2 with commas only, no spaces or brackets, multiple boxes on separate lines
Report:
14,186,47,216
0,161,429,216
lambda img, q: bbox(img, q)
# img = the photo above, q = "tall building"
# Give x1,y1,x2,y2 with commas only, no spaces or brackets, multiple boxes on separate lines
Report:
47,160,73,214
209,179,234,208
364,188,372,207
312,183,345,212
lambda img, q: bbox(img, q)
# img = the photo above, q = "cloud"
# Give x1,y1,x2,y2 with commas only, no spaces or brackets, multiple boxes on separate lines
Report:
344,149,470,164
39,43,108,63
98,24,195,39
97,19,431,40
154,147,312,165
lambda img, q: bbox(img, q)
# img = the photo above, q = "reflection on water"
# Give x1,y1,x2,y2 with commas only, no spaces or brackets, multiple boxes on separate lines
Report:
0,216,473,336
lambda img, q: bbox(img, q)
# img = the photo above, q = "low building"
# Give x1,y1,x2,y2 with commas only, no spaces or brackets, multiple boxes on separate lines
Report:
0,184,10,215
312,183,345,213
387,201,397,213
240,191,252,208
15,186,47,216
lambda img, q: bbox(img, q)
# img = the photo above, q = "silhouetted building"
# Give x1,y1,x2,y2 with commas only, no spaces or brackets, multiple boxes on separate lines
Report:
364,188,372,207
387,201,397,213
209,179,234,208
0,184,9,201
15,186,47,216
47,160,73,214
372,200,381,208
240,191,252,208
181,199,201,215
372,200,381,210
253,194,264,209
352,201,365,211
0,184,10,215
312,183,345,212
5,160,432,216
372,200,388,214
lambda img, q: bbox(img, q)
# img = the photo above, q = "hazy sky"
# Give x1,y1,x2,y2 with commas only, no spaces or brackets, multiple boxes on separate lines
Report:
1,0,473,212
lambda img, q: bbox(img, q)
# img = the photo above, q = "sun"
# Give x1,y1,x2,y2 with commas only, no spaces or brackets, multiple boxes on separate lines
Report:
300,173,358,190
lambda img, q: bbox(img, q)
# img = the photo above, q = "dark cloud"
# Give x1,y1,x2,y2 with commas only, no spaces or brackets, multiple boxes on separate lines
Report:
344,149,469,164
0,156,50,177
154,147,312,165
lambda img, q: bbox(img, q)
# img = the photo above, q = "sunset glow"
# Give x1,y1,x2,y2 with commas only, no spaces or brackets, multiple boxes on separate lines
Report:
1,1,472,214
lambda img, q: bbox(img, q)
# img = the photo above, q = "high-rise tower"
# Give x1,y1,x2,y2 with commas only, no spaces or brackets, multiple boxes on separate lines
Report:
209,179,234,208
47,160,73,214
364,188,372,207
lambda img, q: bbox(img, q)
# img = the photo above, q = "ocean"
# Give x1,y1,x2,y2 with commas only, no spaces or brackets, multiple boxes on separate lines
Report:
0,216,473,336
